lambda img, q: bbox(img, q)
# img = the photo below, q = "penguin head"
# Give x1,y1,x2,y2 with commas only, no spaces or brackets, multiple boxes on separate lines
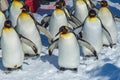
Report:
21,5,30,12
56,26,72,36
4,20,12,28
59,0,66,7
98,0,108,7
55,2,63,9
88,9,96,18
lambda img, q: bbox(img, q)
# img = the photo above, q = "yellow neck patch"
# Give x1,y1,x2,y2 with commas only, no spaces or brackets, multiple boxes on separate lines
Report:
60,32,73,38
3,27,14,32
19,12,30,18
54,9,64,13
100,7,109,12
77,0,84,3
87,17,98,21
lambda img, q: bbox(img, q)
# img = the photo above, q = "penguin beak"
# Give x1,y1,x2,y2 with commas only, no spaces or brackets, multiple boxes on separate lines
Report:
55,31,62,37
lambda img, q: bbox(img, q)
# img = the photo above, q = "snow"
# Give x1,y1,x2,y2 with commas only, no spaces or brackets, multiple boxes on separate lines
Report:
0,0,120,80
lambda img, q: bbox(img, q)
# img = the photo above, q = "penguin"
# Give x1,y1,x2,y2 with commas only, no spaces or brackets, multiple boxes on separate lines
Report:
0,11,6,48
48,2,73,40
49,26,98,71
98,0,117,46
74,0,89,23
1,20,38,72
9,0,23,27
16,5,53,56
1,20,24,71
74,9,113,57
15,5,42,56
82,9,103,57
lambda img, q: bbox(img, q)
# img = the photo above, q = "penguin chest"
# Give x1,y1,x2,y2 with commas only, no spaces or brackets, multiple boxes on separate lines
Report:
1,28,24,68
9,2,23,27
49,11,68,39
58,33,80,68
83,19,103,52
98,8,117,44
74,1,88,22
0,12,6,36
17,16,42,54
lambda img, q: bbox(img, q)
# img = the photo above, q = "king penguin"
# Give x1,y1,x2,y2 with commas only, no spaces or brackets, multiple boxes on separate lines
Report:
9,0,23,27
98,0,117,46
1,20,24,71
15,5,42,56
82,9,103,57
49,26,98,71
0,11,6,48
74,0,89,23
74,9,113,57
48,2,72,40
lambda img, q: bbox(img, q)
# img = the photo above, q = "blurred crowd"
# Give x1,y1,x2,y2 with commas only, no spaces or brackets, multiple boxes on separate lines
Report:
0,0,57,14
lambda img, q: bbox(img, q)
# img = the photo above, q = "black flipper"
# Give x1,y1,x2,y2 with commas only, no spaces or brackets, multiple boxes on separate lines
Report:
102,25,113,48
68,19,78,28
84,0,98,13
70,14,82,26
73,24,83,37
77,38,98,59
36,23,53,43
71,8,75,15
20,35,38,54
40,15,51,28
63,7,71,19
48,39,59,56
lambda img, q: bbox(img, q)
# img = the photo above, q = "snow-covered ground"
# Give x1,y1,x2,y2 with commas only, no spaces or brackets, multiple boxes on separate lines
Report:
0,0,120,80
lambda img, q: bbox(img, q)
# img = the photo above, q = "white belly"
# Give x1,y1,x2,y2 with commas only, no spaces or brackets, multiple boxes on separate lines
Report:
1,29,24,68
9,5,22,27
74,2,88,23
98,8,117,45
17,17,42,55
49,12,68,40
82,19,103,56
58,33,80,68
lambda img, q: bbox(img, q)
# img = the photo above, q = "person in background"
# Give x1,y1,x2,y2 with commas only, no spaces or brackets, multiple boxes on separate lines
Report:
24,0,40,13
41,0,57,5
24,0,57,13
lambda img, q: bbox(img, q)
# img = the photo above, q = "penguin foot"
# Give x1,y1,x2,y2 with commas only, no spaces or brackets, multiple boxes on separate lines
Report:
36,54,40,57
84,55,97,60
17,66,22,70
24,54,30,60
103,43,116,48
103,44,109,47
59,67,65,71
85,55,95,57
7,68,12,71
71,68,78,72
4,68,12,74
